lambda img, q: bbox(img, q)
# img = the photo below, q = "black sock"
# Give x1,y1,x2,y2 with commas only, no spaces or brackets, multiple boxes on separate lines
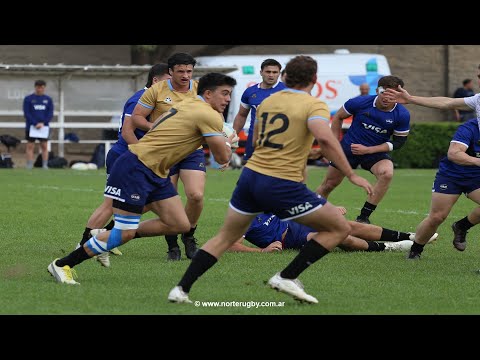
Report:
410,241,425,254
56,246,91,268
380,228,411,242
80,227,93,246
178,249,217,293
280,240,329,279
104,219,115,231
359,201,376,219
398,231,411,240
456,216,475,231
367,242,386,252
165,235,179,250
183,226,197,238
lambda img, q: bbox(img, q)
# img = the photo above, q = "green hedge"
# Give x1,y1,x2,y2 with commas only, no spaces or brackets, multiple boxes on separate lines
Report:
391,122,460,169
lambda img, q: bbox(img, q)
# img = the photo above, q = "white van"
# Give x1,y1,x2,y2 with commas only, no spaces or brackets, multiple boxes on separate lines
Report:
196,50,391,130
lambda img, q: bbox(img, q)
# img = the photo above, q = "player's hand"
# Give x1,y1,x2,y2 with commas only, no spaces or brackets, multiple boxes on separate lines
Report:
336,206,347,215
350,143,371,155
383,85,410,104
347,173,374,196
228,131,240,149
261,241,283,252
35,122,44,129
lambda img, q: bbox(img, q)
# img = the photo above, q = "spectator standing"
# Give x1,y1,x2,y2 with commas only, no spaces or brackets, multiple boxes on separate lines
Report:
23,80,54,169
359,82,370,96
453,78,475,122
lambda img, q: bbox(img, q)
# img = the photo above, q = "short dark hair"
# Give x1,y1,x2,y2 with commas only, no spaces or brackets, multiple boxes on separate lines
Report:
284,55,317,88
377,75,404,89
34,80,46,87
167,52,196,71
146,63,169,87
197,73,237,96
463,78,472,86
261,58,282,71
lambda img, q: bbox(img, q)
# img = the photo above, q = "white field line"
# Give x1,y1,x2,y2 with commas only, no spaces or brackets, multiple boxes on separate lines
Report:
21,185,430,216
25,184,98,192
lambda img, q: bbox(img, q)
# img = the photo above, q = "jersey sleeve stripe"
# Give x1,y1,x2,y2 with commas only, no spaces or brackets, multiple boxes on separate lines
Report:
138,100,154,109
241,102,250,109
342,104,352,116
451,140,469,148
308,116,330,123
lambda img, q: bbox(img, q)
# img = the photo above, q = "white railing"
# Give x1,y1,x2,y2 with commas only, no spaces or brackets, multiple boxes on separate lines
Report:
0,121,118,129
1,121,118,160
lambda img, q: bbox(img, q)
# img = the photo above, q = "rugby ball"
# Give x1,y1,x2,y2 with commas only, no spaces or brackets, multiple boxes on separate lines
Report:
71,162,89,170
222,122,239,148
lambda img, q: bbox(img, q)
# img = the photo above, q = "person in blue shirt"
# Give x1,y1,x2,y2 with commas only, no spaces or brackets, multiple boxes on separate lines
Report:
76,63,171,267
232,58,286,162
228,208,438,253
316,75,411,224
23,79,54,169
453,79,475,122
384,81,480,260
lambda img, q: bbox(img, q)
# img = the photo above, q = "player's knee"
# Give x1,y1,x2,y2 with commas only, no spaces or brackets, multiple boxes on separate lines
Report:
429,212,447,226
324,179,341,193
186,190,204,203
378,170,394,182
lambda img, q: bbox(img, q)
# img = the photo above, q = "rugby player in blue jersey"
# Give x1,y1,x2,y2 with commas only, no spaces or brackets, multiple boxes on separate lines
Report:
232,58,286,161
317,76,410,224
384,80,480,259
228,209,437,253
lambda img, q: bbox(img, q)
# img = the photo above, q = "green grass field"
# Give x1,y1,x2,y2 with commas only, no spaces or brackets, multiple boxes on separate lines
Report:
2,167,480,315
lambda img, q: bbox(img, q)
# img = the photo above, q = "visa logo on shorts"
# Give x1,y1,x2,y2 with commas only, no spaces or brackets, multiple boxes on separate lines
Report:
34,104,46,110
105,185,121,196
263,214,276,226
287,202,313,215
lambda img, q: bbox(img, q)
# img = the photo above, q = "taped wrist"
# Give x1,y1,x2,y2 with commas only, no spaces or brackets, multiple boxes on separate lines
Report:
386,135,407,151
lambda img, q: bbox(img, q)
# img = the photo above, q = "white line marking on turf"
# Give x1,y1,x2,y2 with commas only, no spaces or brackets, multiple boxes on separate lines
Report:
25,184,97,192
351,207,428,216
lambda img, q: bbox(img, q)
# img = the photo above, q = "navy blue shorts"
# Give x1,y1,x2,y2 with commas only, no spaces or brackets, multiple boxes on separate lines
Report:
169,149,206,176
283,221,315,249
105,151,177,213
432,173,480,195
105,149,122,177
230,167,326,220
331,143,392,172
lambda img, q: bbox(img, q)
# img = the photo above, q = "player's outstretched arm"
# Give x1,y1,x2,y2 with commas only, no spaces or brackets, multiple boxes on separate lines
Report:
384,85,470,111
